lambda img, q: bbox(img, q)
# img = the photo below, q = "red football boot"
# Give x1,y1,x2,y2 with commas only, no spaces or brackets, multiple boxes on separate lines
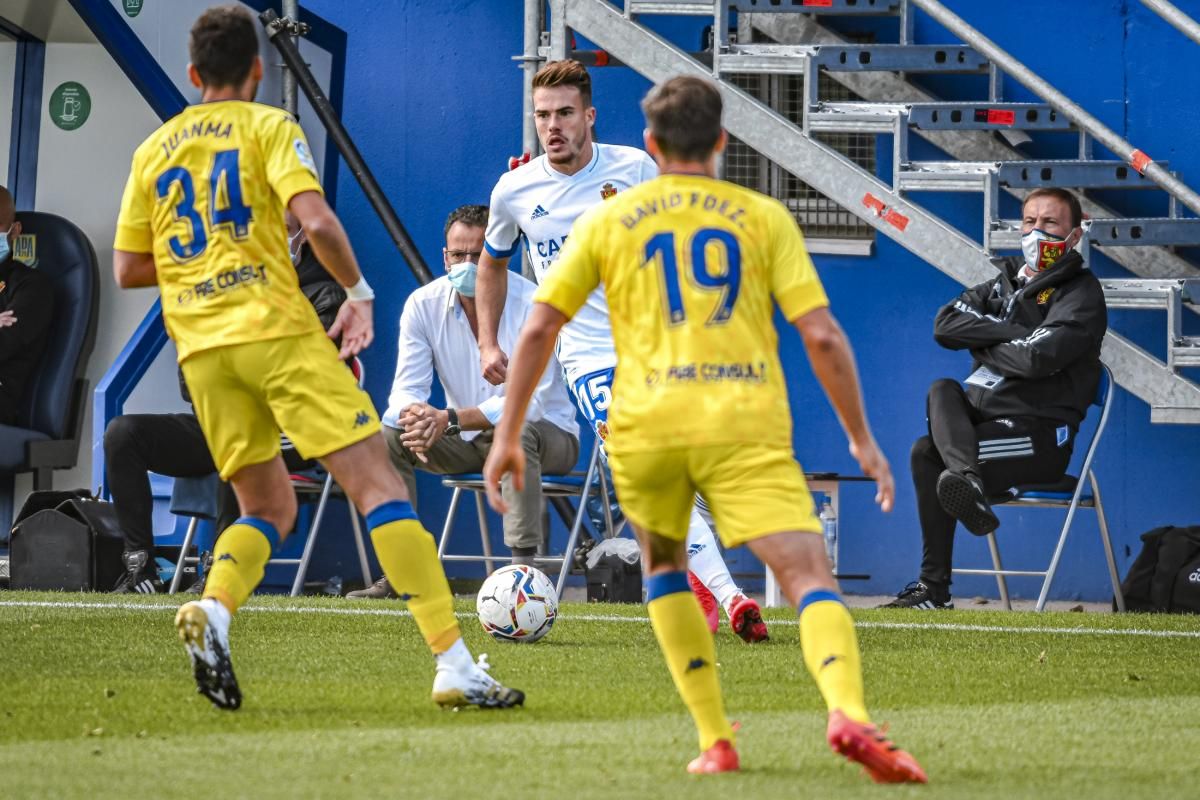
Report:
826,710,928,784
686,739,739,774
688,571,719,634
728,594,769,643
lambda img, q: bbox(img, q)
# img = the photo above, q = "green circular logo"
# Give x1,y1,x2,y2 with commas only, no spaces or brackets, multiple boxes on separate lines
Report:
49,82,91,131
123,0,144,17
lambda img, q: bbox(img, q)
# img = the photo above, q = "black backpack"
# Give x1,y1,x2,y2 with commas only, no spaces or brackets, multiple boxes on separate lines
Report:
1119,525,1200,613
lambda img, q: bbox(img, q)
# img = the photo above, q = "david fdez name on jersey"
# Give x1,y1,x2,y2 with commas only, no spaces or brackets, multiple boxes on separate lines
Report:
619,190,749,232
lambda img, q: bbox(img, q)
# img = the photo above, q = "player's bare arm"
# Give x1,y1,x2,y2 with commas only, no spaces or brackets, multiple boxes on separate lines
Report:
483,301,568,511
113,249,158,289
792,306,894,512
288,190,373,358
475,249,511,384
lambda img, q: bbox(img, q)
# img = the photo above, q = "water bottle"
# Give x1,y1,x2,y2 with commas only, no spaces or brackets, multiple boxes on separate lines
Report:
820,500,838,575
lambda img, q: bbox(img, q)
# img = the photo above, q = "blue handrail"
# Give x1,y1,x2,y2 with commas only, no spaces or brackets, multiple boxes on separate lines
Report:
91,300,168,495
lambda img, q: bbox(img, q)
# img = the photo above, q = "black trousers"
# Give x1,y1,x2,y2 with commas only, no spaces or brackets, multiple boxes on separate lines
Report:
913,379,1074,591
104,413,238,553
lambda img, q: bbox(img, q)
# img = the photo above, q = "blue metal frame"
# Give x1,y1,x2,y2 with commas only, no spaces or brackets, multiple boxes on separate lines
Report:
91,301,169,494
65,0,188,121
2,14,44,210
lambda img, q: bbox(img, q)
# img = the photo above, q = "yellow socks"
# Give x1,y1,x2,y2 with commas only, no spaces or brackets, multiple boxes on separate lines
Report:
646,571,733,751
203,518,277,613
367,501,461,654
798,589,870,724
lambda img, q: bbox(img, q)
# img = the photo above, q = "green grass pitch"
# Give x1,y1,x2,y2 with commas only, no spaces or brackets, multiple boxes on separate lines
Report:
2,592,1198,799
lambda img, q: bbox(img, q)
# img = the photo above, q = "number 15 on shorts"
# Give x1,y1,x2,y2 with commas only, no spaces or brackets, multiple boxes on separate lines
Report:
572,367,615,428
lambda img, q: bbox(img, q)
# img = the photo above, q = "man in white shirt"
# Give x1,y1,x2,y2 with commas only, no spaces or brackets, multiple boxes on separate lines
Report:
350,205,579,598
473,61,769,643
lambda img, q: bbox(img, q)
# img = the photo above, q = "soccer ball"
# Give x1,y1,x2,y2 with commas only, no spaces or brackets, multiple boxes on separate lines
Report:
476,564,559,643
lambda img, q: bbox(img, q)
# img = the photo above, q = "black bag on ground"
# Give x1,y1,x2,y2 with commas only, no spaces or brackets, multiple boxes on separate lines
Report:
586,552,643,603
1119,525,1200,613
10,494,126,591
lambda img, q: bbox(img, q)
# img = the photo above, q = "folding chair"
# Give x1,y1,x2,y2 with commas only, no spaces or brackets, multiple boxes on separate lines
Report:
168,473,220,594
953,365,1125,612
273,355,372,596
437,437,615,597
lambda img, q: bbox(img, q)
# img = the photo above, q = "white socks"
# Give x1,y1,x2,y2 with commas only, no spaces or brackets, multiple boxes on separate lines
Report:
685,506,740,612
435,637,473,670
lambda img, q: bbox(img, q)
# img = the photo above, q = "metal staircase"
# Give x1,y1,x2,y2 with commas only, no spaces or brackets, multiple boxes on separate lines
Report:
542,0,1200,423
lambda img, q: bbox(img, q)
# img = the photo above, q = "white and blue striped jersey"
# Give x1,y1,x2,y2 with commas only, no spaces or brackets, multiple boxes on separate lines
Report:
484,142,657,380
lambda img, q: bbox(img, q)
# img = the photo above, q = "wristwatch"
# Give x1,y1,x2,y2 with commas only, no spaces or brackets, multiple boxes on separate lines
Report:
443,408,462,437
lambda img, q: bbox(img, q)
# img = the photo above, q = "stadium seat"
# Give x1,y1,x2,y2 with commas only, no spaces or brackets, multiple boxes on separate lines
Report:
953,365,1124,612
0,212,99,530
271,356,372,596
167,473,220,594
437,437,616,597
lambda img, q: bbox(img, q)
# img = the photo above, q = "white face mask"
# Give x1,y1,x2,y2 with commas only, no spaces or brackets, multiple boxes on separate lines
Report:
288,229,304,265
1021,228,1075,272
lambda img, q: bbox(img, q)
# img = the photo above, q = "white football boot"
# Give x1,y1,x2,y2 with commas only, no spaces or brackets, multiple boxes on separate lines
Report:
431,649,525,709
175,598,241,710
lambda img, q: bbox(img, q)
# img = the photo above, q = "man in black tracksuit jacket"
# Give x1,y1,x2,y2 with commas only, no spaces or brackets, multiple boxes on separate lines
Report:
0,187,55,425
885,188,1107,609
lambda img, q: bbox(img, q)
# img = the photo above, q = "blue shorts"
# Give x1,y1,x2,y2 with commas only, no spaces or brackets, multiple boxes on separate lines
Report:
570,366,615,444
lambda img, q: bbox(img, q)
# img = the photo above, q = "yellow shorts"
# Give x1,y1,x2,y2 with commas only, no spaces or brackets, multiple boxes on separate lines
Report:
181,331,380,480
608,442,820,547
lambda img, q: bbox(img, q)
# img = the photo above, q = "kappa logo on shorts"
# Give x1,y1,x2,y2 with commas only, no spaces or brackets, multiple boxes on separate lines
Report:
353,411,371,428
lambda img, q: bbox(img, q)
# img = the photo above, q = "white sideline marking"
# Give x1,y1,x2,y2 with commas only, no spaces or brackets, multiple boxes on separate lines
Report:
2,599,1199,639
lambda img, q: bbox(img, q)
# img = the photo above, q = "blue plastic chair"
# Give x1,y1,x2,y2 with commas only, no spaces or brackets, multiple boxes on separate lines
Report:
436,437,615,597
953,365,1125,611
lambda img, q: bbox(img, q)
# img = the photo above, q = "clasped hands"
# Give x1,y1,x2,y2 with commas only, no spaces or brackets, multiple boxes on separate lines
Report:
398,402,450,463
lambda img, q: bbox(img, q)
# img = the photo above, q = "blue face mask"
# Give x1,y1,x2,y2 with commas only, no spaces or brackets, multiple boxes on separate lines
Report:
0,226,11,263
448,261,477,297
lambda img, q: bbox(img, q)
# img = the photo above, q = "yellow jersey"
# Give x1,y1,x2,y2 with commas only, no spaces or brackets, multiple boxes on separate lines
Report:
534,173,828,454
115,100,325,360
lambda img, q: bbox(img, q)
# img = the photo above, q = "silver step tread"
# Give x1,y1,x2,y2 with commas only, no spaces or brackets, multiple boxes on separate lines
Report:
626,1,715,14
1101,278,1200,309
810,101,1071,133
899,159,1165,192
730,0,902,14
719,43,986,74
1172,337,1200,368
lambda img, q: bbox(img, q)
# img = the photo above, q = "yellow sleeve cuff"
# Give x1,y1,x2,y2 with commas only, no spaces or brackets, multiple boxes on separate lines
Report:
274,170,324,207
113,224,153,253
777,286,829,323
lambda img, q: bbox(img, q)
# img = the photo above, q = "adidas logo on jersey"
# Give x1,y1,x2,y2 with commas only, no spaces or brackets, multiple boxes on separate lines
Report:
530,205,550,220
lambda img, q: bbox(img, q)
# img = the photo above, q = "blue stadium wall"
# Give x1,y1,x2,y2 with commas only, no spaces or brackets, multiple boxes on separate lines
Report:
280,0,1199,601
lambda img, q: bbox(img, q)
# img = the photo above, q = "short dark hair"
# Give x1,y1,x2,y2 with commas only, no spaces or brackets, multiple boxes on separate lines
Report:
641,76,723,162
189,5,259,88
1023,188,1083,229
533,60,592,108
444,205,488,238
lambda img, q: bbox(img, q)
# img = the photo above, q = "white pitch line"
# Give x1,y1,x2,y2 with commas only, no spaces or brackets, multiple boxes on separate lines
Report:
2,599,1199,639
